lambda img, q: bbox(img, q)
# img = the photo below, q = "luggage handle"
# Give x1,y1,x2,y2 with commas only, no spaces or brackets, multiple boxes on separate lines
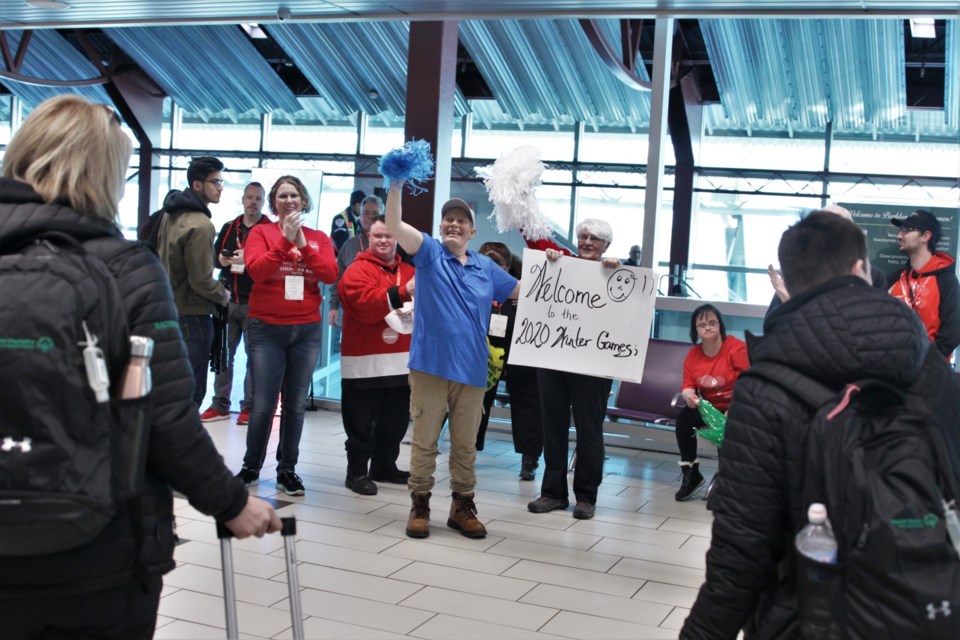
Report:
216,516,304,640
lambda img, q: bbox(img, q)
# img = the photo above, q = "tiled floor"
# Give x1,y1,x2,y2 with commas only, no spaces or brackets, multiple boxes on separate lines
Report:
156,410,717,639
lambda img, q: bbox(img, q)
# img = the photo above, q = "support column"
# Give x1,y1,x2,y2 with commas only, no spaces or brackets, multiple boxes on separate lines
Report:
403,20,459,234
667,67,705,296
105,70,164,231
641,18,673,284
821,121,833,208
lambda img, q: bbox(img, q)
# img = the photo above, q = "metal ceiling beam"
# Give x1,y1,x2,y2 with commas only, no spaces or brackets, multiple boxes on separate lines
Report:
578,19,652,90
4,6,960,31
0,30,130,86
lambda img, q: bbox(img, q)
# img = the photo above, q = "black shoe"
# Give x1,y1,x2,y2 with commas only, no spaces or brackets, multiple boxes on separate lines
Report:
345,474,378,495
236,468,259,486
277,470,305,496
573,501,596,519
675,462,704,501
519,456,538,481
371,469,410,484
527,495,569,513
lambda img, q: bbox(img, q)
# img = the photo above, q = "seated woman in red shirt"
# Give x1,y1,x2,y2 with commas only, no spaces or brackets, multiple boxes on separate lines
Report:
675,304,749,501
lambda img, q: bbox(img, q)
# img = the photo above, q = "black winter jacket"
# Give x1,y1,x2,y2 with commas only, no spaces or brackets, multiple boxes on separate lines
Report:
681,275,960,639
0,179,247,596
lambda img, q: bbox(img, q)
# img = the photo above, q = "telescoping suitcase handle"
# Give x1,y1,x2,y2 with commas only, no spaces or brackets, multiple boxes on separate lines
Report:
216,516,304,640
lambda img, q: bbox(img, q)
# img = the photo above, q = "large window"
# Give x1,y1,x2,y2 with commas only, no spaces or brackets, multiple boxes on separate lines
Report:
468,125,576,161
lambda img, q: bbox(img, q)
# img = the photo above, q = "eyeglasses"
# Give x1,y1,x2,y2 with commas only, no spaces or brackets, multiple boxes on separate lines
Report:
897,226,919,235
100,104,121,126
696,320,720,330
577,234,606,244
204,179,225,187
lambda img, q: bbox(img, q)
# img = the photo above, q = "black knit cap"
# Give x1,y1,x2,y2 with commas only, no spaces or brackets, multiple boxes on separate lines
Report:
350,190,367,206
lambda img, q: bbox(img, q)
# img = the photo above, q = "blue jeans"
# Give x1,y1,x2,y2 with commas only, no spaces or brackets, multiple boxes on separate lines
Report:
179,314,213,408
242,318,322,474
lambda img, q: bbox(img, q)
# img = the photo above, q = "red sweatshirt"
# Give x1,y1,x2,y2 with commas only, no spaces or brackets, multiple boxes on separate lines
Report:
245,222,338,324
681,336,748,412
338,251,415,380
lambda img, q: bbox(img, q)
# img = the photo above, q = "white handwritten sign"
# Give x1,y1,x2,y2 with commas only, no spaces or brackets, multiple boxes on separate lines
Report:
509,249,658,382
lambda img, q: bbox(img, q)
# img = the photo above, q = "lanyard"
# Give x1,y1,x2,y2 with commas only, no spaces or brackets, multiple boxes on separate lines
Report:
233,217,246,250
900,272,928,310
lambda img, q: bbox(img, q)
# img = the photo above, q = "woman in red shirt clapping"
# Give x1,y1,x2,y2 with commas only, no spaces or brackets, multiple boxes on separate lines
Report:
236,176,338,496
675,304,748,501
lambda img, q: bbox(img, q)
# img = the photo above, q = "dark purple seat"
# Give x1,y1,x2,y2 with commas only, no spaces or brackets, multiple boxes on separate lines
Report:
607,338,690,426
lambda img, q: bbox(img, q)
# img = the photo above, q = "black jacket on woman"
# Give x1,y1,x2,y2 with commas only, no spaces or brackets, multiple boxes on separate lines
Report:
0,179,247,596
681,275,960,639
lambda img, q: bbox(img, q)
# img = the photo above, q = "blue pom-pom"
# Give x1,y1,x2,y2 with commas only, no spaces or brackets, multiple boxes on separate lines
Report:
379,139,435,195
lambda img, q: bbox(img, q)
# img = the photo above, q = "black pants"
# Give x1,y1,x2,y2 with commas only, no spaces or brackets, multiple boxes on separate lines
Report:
538,369,613,506
341,379,411,477
676,406,706,462
476,364,544,457
1,576,162,639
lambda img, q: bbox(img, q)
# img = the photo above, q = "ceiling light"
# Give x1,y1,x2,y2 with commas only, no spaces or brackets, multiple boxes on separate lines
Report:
26,0,70,8
241,23,268,39
368,89,379,100
909,18,936,39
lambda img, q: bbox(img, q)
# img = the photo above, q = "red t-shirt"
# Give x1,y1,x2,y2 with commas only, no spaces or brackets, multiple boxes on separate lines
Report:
245,222,338,325
681,336,749,412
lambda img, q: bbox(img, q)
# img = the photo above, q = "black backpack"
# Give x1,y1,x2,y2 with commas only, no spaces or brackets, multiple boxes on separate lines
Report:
0,230,140,556
750,362,960,639
138,207,166,250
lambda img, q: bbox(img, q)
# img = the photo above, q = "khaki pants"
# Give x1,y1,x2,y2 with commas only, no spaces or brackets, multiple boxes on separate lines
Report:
407,369,486,494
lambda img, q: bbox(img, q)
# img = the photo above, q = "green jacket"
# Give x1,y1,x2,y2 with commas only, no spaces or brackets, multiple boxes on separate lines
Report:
157,188,227,315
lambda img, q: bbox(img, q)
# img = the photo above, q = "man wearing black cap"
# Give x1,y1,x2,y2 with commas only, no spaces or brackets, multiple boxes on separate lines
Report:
330,189,366,254
888,209,960,358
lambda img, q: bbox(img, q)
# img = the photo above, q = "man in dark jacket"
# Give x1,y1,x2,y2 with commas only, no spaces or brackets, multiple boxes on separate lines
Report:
887,209,960,358
158,157,230,408
682,211,960,639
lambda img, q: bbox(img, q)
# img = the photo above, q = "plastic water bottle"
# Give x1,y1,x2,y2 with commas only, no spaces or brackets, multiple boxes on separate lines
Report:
120,336,154,399
795,503,838,563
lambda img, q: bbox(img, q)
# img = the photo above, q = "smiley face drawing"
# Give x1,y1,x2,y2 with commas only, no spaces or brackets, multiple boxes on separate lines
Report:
606,269,637,302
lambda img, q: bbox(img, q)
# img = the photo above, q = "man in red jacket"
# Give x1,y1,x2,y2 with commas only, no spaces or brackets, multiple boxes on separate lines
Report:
338,216,415,495
888,209,960,358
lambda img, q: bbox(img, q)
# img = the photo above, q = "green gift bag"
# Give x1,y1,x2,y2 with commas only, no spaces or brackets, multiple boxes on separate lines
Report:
696,398,726,447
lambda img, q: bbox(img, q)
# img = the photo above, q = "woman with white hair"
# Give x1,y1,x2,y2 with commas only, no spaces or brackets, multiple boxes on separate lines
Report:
527,218,622,520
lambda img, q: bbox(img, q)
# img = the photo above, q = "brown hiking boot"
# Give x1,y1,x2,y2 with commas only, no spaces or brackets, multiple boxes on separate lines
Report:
406,491,431,538
447,492,487,538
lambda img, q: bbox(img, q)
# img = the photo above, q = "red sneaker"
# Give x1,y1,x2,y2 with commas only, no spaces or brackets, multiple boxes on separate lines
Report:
199,406,229,422
236,409,251,425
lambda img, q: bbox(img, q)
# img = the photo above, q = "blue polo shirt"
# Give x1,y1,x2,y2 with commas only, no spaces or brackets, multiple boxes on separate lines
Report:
409,233,518,388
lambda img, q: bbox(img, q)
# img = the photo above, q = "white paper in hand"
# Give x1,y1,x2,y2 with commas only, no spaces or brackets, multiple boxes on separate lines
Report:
385,300,415,334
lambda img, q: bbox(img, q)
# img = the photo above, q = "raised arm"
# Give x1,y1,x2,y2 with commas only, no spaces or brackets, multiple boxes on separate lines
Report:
385,183,424,256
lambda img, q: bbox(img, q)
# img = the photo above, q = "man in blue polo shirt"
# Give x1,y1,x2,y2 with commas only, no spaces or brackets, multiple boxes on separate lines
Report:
386,184,519,540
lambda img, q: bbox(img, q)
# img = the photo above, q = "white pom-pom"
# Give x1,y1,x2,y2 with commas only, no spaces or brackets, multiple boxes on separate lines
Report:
481,146,550,241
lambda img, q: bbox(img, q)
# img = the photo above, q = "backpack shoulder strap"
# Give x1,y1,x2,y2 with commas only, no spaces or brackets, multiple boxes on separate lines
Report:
747,361,836,409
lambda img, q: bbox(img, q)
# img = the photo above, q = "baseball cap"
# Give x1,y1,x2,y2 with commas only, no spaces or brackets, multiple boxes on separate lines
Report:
441,198,475,223
891,209,940,242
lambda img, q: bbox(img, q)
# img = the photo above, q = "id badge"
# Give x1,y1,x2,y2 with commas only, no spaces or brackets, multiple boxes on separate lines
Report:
230,263,245,274
285,275,304,300
489,313,508,337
